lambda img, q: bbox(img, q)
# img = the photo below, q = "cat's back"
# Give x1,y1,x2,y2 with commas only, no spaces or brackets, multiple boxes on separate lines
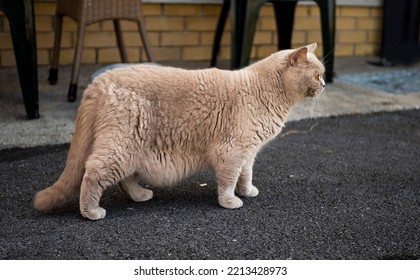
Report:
92,64,234,99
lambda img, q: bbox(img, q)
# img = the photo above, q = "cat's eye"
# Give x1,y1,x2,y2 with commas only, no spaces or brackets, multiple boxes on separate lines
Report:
314,73,320,80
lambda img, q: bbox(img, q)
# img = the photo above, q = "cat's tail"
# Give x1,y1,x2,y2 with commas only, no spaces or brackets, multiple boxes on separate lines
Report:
33,88,97,212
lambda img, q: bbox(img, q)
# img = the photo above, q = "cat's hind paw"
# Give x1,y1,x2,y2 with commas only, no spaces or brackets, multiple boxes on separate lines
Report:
81,207,106,220
128,187,153,202
219,196,243,209
237,185,259,198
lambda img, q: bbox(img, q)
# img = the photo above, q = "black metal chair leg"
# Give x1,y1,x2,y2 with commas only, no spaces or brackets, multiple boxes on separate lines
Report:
0,0,39,119
273,1,297,50
211,0,230,67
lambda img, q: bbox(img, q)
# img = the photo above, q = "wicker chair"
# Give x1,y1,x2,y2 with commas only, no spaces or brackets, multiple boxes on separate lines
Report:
48,0,155,102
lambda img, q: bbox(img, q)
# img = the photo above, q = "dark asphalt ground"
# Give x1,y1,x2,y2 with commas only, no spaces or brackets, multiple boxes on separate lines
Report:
1,110,419,260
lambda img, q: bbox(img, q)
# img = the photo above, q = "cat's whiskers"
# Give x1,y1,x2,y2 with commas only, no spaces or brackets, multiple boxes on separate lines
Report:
309,85,326,119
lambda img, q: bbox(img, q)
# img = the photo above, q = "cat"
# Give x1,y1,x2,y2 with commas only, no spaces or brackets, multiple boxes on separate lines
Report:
34,43,325,220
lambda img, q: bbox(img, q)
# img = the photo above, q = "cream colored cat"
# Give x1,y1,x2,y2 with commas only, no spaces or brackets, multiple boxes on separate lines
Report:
34,43,325,220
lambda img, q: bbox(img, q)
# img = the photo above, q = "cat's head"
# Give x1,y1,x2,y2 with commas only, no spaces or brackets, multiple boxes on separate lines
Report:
281,43,326,98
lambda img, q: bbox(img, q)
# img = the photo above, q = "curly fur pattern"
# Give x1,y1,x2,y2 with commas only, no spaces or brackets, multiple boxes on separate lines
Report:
34,44,325,220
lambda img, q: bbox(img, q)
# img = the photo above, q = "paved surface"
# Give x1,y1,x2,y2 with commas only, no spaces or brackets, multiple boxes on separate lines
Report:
1,57,420,260
1,110,419,259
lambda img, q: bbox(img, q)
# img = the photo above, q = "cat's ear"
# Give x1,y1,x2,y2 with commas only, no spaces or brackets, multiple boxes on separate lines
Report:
306,43,317,53
290,46,308,66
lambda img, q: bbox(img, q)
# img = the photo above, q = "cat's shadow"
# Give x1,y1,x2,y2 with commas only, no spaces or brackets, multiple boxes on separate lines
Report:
36,174,219,220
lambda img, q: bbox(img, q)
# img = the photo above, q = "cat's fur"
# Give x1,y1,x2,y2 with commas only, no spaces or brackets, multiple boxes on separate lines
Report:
34,43,325,220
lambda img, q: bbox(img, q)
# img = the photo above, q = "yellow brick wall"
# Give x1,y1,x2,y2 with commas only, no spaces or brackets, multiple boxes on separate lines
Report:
0,3,383,67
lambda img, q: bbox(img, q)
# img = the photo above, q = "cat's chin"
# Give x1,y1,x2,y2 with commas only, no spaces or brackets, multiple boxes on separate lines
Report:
307,89,322,97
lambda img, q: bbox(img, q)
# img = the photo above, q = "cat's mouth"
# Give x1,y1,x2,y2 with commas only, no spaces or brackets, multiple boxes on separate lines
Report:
308,87,324,97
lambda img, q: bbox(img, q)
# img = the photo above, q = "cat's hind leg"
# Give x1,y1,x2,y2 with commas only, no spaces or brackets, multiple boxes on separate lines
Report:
235,155,259,198
119,175,153,202
79,153,131,220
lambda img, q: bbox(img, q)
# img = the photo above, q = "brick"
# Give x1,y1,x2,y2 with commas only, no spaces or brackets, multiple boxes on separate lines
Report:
161,32,199,46
34,3,56,16
259,17,276,31
101,20,138,32
337,18,356,30
123,20,144,32
35,16,53,32
0,33,12,49
259,4,274,17
202,5,222,16
355,43,378,56
98,48,120,63
62,18,77,32
186,17,218,31
356,18,382,30
256,45,277,58
164,4,200,16
291,30,307,44
105,47,137,63
145,17,184,31
217,46,231,61
307,31,322,44
338,31,367,43
253,31,273,45
58,32,73,48
84,32,116,47
1,50,15,66
153,47,181,61
339,7,370,17
294,17,321,31
35,33,54,49
86,23,101,32
295,6,310,17
122,31,159,47
369,7,383,17
200,31,215,46
308,6,321,17
143,4,162,16
182,46,212,60
1,17,10,32
37,49,50,66
126,47,141,62
58,48,96,65
335,44,354,57
367,31,381,43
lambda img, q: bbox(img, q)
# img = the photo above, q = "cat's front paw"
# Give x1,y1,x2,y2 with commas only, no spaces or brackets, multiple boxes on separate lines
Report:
219,196,243,209
237,185,259,197
81,207,106,220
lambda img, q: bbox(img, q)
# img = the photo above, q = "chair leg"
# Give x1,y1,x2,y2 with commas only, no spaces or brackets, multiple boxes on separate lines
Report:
113,19,128,63
316,0,336,83
48,14,63,85
210,0,230,67
238,0,265,67
68,24,86,102
5,0,39,119
136,19,155,62
273,1,297,50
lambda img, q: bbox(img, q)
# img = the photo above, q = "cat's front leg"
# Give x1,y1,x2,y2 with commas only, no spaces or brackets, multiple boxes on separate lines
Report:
235,156,259,198
215,164,244,209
